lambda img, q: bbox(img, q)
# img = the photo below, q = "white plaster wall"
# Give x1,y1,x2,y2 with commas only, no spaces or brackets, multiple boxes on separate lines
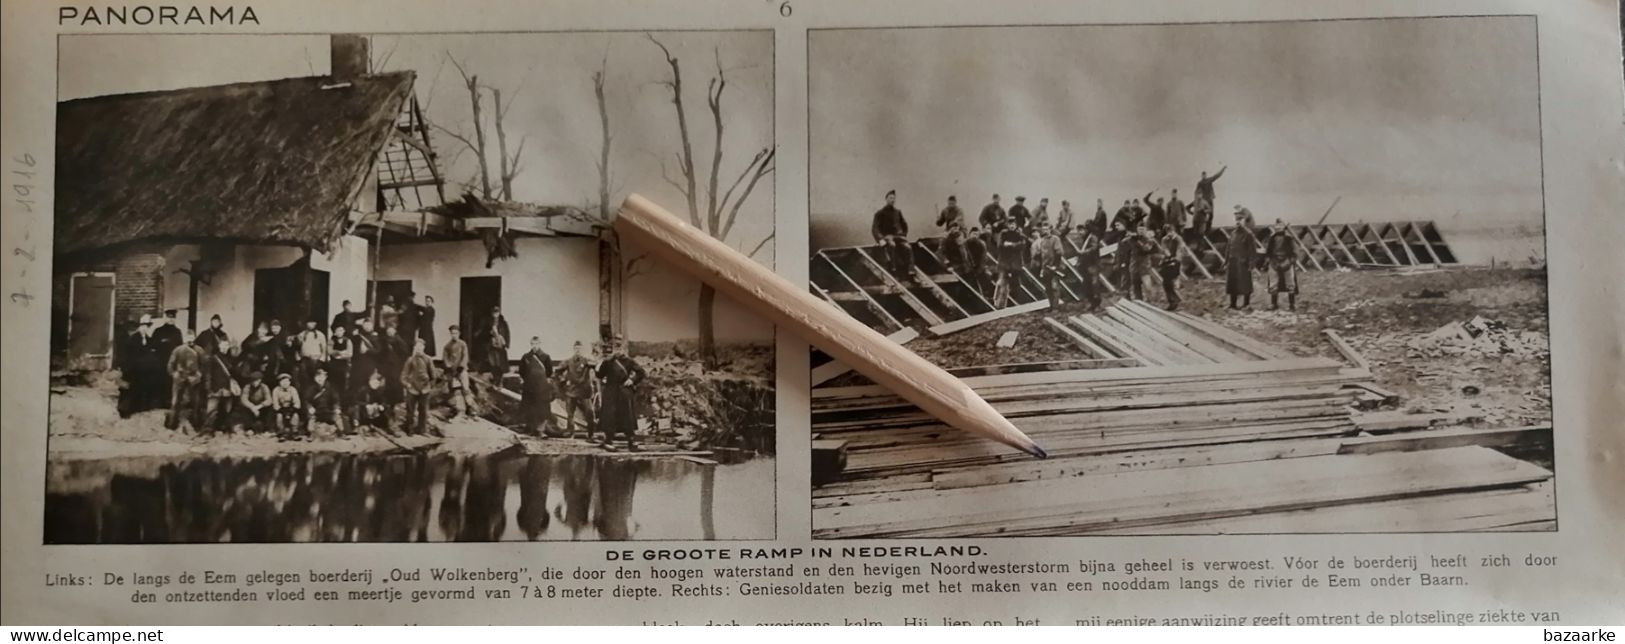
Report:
160,236,371,337
372,237,599,361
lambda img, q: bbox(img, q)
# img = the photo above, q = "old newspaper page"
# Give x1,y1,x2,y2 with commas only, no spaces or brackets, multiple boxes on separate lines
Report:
2,0,1622,626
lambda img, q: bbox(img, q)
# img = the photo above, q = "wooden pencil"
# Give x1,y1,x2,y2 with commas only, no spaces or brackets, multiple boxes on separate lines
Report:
614,193,1046,458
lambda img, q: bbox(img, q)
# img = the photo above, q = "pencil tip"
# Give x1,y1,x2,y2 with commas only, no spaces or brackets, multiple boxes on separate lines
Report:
1028,444,1049,460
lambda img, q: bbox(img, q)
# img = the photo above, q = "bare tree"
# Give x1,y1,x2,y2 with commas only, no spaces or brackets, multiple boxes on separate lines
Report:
434,53,493,200
647,35,775,365
489,86,527,200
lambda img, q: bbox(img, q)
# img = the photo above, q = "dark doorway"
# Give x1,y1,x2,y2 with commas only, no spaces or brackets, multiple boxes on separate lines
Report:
254,266,330,330
67,273,116,367
460,276,502,370
368,279,414,316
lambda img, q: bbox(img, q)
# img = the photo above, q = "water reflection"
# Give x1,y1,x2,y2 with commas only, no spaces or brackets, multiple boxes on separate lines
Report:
44,452,774,543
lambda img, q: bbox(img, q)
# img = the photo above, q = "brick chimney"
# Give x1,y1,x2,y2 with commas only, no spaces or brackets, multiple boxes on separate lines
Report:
330,34,370,82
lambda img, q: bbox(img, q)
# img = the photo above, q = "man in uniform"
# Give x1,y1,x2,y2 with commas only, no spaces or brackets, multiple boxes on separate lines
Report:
400,338,436,436
164,329,203,433
962,226,989,297
1265,218,1301,310
442,325,471,417
1225,210,1258,309
1111,200,1136,234
978,194,1006,231
1031,197,1052,230
1072,229,1103,311
202,338,238,434
1088,199,1109,239
993,222,1028,307
196,314,230,357
1008,196,1032,233
1158,225,1186,311
120,314,162,416
558,340,599,439
1195,165,1227,207
519,336,556,436
150,310,184,409
1055,200,1075,233
349,318,379,396
596,335,647,451
1032,224,1068,304
331,299,363,334
1129,228,1164,302
483,306,511,380
870,189,911,274
935,195,964,232
1143,191,1168,234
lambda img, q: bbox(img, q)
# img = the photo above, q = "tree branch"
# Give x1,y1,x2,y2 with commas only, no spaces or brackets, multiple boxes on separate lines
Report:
720,147,775,241
746,231,775,260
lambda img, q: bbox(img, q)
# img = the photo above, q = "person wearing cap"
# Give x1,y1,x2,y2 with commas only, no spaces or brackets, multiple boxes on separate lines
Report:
331,299,363,335
378,323,408,403
1143,191,1168,233
1008,196,1032,233
164,328,203,433
940,224,973,292
1264,218,1301,310
349,317,379,396
202,337,239,434
1088,198,1109,239
1032,223,1068,305
237,370,273,434
377,295,400,335
400,338,436,436
936,195,964,232
1158,225,1187,311
1128,227,1164,302
418,295,438,357
871,189,912,275
353,370,392,434
150,310,184,409
596,335,647,451
978,194,1006,231
298,319,329,385
518,337,558,436
328,324,353,405
1225,208,1259,309
304,367,345,435
1166,189,1188,238
962,225,990,297
270,372,304,439
1233,203,1256,229
482,306,512,380
993,220,1028,307
398,292,422,355
1195,165,1227,206
442,324,471,417
1111,199,1136,234
197,314,230,357
1031,198,1052,231
1055,200,1075,233
559,340,599,439
119,313,163,416
1071,226,1104,311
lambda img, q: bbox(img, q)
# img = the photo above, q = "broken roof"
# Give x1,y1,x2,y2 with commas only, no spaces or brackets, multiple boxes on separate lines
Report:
54,71,415,258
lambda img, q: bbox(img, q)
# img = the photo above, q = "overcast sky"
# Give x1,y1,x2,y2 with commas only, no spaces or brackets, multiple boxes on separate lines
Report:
61,31,775,342
809,17,1543,256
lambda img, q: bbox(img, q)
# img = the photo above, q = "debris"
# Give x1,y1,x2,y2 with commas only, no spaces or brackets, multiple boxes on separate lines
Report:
996,331,1020,349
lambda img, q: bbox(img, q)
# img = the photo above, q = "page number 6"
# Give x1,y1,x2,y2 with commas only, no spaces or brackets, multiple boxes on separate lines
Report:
778,1,791,17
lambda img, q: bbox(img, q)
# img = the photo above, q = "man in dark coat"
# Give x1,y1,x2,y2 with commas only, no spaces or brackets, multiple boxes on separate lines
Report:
1158,225,1186,311
331,299,363,334
519,337,556,436
237,371,273,434
993,224,1028,307
1195,165,1227,206
120,314,163,416
1071,230,1103,311
442,325,471,417
397,293,421,356
1143,192,1168,234
1032,224,1068,304
1088,199,1109,239
164,329,203,433
150,310,183,408
1111,200,1136,234
962,226,989,297
1129,229,1163,301
978,194,1006,230
1264,219,1301,310
935,195,964,232
1225,213,1258,309
1166,189,1188,236
483,306,511,380
1008,196,1032,232
196,314,230,357
304,367,345,434
596,335,647,451
870,190,912,274
348,318,379,396
353,371,392,434
377,325,408,403
417,295,438,357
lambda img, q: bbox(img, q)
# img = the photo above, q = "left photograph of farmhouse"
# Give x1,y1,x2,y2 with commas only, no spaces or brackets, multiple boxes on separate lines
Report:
46,32,777,543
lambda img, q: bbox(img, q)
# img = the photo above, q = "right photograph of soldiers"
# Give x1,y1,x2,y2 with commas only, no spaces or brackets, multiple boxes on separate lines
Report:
807,18,1553,537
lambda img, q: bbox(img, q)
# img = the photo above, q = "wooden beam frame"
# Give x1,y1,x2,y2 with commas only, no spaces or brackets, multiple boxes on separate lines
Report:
816,252,905,333
854,247,947,327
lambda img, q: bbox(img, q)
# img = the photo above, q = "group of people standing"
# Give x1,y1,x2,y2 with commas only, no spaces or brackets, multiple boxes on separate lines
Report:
116,293,649,450
868,165,1304,315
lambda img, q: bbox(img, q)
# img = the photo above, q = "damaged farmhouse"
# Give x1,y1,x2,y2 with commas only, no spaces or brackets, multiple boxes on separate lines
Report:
46,33,776,544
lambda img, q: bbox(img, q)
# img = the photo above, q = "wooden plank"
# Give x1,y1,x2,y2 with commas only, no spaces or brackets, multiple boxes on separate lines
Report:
817,252,906,332
1286,226,1326,271
854,247,946,326
1162,308,1297,360
1353,411,1484,433
1089,483,1554,535
931,435,1352,490
1321,329,1370,370
929,298,1050,336
1317,226,1362,265
1365,224,1404,264
1404,222,1442,264
913,243,996,312
1103,306,1210,365
814,446,1550,538
1115,299,1248,363
947,357,1139,377
1042,316,1119,360
809,327,919,387
1179,240,1214,279
995,331,1020,349
910,264,969,319
1068,315,1154,363
1338,425,1551,455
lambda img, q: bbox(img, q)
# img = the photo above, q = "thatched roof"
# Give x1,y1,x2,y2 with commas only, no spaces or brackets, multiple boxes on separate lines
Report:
55,72,415,258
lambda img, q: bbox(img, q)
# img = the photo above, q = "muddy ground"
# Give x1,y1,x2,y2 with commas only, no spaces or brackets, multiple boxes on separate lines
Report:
893,267,1552,427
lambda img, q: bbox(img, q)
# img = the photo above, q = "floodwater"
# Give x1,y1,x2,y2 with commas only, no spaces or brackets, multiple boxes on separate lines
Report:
44,451,775,543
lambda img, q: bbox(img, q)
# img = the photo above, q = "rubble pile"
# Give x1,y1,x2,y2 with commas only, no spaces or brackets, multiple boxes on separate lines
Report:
640,354,774,453
1405,316,1549,361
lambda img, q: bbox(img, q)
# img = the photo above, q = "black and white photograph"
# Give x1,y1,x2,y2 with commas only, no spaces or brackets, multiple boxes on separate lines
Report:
45,30,776,543
807,18,1554,538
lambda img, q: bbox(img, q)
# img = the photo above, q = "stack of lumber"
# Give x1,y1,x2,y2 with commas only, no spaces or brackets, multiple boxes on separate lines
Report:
810,299,1554,537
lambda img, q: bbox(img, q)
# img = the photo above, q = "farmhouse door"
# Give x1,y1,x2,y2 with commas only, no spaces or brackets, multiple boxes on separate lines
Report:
67,273,115,366
255,266,331,329
459,276,501,369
